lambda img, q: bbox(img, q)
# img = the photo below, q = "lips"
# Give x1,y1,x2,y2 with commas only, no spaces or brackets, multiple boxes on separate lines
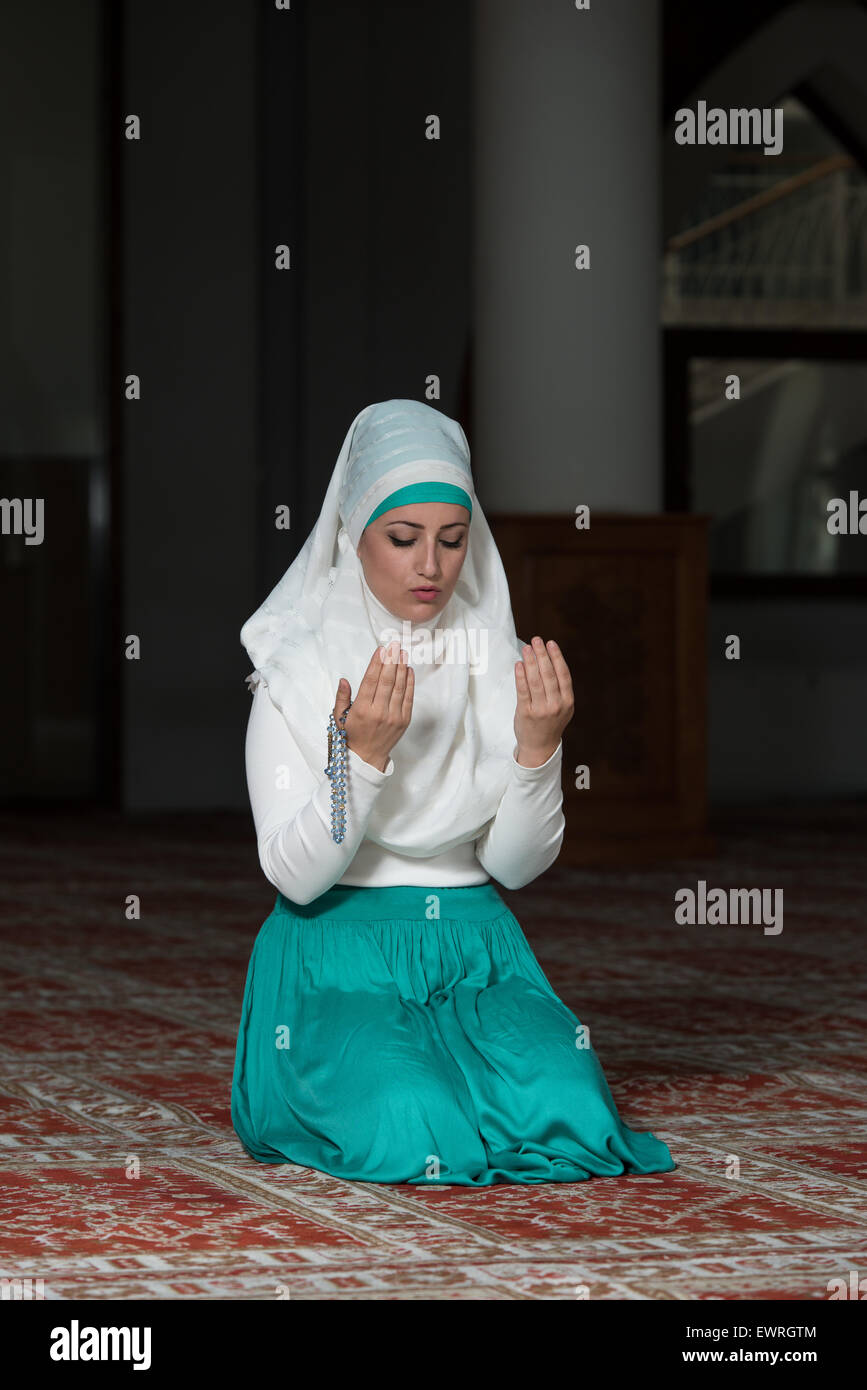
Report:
412,587,440,595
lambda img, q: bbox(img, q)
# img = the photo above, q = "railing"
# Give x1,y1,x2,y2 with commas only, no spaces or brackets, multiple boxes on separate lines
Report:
662,154,867,326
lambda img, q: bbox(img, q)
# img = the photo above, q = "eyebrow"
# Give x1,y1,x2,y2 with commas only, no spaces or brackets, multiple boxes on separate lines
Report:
385,519,468,530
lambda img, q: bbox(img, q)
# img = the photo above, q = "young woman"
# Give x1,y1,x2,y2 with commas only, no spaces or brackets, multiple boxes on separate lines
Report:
231,398,676,1186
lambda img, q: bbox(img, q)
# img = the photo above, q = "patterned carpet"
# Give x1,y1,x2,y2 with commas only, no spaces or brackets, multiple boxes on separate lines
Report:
0,802,865,1300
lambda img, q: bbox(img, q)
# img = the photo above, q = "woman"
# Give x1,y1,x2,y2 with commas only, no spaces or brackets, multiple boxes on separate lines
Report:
231,398,676,1186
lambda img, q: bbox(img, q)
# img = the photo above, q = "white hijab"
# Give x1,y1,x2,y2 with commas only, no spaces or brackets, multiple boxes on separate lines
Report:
240,398,525,859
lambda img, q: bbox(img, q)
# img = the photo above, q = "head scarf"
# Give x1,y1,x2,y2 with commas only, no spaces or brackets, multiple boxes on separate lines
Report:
240,398,525,859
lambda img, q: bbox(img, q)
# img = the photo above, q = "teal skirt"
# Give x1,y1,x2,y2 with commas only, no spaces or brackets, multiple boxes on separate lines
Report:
231,881,677,1186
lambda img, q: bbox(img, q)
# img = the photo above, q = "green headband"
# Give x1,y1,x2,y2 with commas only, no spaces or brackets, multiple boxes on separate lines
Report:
364,481,473,530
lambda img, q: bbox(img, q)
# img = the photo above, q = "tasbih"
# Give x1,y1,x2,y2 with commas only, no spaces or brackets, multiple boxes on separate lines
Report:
324,702,351,843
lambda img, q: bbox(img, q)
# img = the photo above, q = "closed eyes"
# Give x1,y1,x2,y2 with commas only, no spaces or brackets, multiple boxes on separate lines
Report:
388,536,463,549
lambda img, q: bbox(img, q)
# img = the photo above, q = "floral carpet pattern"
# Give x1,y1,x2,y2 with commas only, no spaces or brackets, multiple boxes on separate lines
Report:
0,802,864,1299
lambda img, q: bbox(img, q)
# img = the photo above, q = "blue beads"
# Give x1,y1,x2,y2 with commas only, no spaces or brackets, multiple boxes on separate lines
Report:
325,710,350,843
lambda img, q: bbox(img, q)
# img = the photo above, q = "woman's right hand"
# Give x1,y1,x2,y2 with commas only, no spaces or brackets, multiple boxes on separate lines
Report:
332,640,414,773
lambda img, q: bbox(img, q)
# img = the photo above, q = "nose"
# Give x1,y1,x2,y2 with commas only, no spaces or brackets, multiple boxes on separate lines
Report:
417,547,441,580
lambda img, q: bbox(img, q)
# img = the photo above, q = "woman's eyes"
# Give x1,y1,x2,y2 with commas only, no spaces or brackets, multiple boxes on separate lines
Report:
388,536,463,548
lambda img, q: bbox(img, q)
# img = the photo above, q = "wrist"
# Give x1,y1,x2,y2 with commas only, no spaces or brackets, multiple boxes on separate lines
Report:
354,747,388,773
514,742,559,768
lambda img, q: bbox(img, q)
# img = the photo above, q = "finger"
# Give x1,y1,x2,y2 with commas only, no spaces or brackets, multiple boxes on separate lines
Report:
362,639,400,705
371,639,400,712
388,646,408,713
355,645,388,705
333,678,352,720
546,639,574,701
376,638,403,671
528,636,560,703
520,642,546,705
401,662,415,722
514,660,530,705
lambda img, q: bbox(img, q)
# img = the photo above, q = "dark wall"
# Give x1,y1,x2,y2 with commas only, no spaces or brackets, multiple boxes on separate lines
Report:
294,0,473,544
123,0,259,810
122,0,473,810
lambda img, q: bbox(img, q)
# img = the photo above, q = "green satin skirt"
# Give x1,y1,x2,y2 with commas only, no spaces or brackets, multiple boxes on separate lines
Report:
231,881,677,1186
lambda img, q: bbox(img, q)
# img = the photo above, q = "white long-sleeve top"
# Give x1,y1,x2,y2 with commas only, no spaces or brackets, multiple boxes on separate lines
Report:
244,674,566,905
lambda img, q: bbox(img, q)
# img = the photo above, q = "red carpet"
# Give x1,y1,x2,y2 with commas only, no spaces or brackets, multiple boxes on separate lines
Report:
1,803,864,1299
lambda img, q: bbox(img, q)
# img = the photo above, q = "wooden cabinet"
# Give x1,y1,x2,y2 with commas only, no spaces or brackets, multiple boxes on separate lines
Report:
488,513,715,864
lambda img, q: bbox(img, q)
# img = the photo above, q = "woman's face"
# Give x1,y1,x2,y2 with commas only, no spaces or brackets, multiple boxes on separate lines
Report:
356,501,469,622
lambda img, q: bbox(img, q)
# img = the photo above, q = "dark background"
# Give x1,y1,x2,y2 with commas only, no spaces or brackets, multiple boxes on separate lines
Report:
2,0,866,816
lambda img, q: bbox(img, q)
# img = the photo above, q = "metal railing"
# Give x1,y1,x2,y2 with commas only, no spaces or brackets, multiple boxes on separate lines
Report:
662,154,867,326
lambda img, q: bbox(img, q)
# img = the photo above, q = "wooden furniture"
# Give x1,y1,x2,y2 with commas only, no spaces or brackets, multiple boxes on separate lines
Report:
488,513,715,865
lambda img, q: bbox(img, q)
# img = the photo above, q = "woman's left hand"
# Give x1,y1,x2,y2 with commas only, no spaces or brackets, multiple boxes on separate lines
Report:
513,637,574,767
